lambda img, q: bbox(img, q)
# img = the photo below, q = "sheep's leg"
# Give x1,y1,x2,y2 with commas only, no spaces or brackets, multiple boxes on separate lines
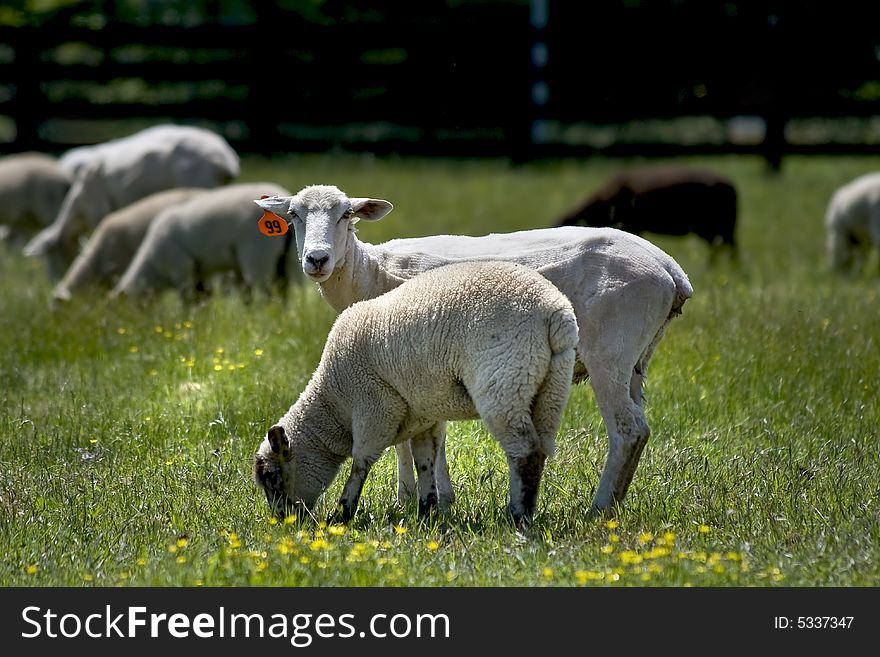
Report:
430,423,454,506
397,423,454,507
578,280,672,515
588,366,651,515
410,433,439,516
394,441,417,503
482,413,547,528
336,450,382,523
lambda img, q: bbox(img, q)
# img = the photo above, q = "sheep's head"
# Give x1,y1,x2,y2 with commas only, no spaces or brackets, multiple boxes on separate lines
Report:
253,423,338,520
255,185,392,282
253,425,300,518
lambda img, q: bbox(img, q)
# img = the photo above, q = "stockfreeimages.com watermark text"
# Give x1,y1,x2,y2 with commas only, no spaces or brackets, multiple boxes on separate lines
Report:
21,605,450,647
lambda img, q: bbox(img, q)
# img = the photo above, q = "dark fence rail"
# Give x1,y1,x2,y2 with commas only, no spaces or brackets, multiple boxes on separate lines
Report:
0,1,879,163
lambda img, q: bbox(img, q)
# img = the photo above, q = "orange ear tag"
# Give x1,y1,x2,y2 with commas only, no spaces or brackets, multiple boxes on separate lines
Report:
257,196,289,236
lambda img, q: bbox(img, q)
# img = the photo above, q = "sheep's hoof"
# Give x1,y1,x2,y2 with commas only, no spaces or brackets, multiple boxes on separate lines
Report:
506,504,534,531
417,493,439,518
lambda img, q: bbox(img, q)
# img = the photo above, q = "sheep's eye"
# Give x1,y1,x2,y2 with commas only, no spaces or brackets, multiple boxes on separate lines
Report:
341,208,354,220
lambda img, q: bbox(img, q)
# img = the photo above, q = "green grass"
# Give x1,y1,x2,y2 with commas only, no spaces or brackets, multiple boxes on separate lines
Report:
1,153,878,587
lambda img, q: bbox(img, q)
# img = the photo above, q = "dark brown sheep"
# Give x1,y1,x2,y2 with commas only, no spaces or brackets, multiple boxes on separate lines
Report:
555,165,738,254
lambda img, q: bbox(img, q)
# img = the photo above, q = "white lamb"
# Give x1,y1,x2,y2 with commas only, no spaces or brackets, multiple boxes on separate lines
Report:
53,188,210,302
253,260,578,527
256,184,693,515
0,153,72,243
24,125,240,281
111,182,297,299
825,172,880,271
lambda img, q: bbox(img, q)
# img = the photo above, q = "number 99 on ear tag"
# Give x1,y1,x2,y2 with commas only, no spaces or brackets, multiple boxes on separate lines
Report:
258,210,288,236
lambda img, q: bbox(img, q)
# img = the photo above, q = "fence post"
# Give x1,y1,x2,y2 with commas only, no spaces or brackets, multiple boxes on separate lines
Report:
520,0,550,162
8,26,47,152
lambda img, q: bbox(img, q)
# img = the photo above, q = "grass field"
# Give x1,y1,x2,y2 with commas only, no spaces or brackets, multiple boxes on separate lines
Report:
1,153,878,587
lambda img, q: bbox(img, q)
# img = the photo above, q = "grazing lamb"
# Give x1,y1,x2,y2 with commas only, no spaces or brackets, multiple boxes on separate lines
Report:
256,184,693,515
53,188,209,302
824,172,880,272
24,125,240,281
0,153,72,243
554,165,738,256
111,182,297,299
253,260,578,527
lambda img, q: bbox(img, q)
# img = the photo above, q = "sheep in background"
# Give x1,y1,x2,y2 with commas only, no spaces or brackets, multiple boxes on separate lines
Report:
24,125,240,281
53,188,209,302
111,182,297,300
257,184,692,515
254,260,578,527
825,172,880,272
0,153,72,244
555,165,738,257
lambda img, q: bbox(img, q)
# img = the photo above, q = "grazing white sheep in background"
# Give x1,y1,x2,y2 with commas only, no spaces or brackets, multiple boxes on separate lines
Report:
53,188,209,302
257,184,693,515
0,153,71,243
111,182,297,300
825,172,880,272
253,260,578,527
24,124,240,281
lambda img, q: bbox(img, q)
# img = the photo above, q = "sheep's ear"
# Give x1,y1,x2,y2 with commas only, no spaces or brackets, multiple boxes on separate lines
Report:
254,196,294,220
267,425,290,458
350,198,393,222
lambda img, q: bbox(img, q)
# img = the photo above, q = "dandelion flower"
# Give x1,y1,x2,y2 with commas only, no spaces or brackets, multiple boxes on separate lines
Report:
606,519,619,530
426,540,440,551
393,525,407,535
25,564,38,575
698,524,711,534
254,348,264,357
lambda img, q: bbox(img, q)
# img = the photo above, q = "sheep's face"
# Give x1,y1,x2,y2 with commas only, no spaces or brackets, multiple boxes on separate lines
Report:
253,425,301,518
253,424,331,519
255,185,393,282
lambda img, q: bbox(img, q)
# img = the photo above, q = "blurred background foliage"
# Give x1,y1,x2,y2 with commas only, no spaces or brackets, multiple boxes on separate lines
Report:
0,1,878,166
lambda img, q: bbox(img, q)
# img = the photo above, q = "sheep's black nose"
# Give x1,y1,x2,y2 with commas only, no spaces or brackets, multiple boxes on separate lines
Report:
306,253,329,268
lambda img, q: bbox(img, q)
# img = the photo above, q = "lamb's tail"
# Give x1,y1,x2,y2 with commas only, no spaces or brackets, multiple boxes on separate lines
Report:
532,306,580,457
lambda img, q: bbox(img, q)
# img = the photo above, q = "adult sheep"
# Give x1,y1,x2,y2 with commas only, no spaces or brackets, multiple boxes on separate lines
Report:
53,188,209,302
111,182,297,300
0,153,71,244
24,125,240,281
256,184,693,515
825,172,880,272
554,165,738,257
254,260,578,527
